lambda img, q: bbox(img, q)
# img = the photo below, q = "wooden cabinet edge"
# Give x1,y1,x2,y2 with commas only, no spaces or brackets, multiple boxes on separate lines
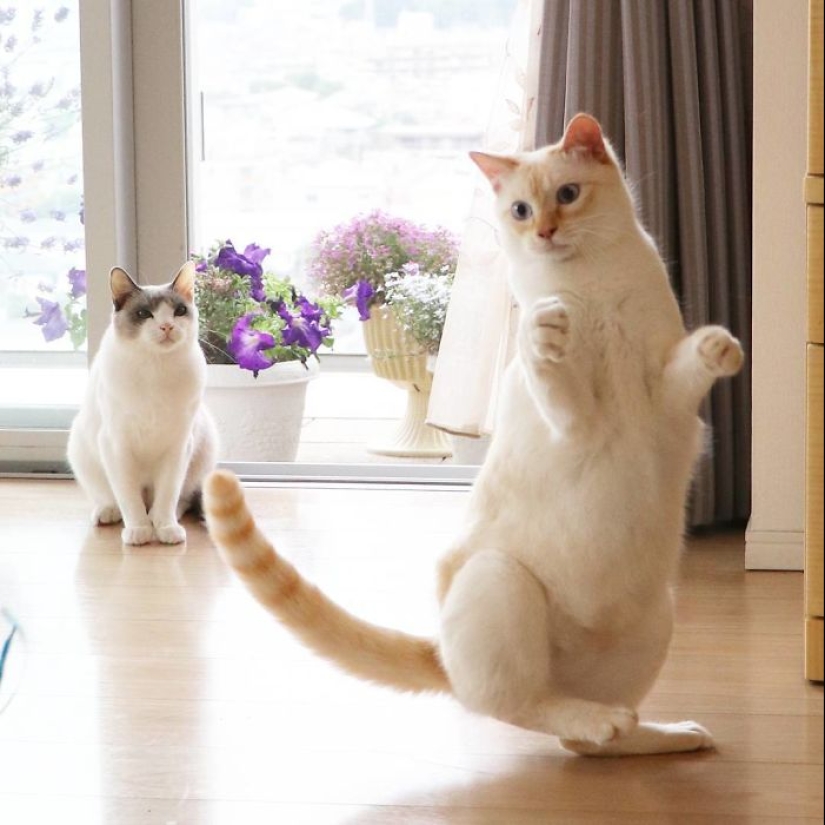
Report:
805,618,824,682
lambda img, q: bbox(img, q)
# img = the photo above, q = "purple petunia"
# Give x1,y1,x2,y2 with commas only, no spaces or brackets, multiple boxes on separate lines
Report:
227,313,275,372
32,297,69,342
67,267,86,298
342,279,375,321
214,240,270,301
276,301,330,353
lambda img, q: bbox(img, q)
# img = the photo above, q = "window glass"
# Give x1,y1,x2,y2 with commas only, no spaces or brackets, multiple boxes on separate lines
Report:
0,2,85,356
188,0,515,352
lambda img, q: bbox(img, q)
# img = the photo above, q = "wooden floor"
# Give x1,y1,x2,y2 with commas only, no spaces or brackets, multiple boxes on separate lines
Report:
0,479,822,824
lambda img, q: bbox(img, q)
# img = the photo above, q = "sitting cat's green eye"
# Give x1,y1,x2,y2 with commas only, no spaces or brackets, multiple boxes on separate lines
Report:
511,201,533,221
174,304,188,317
557,184,581,205
135,308,152,320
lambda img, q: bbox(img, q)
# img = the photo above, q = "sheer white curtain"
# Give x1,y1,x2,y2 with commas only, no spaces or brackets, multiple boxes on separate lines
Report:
427,0,543,437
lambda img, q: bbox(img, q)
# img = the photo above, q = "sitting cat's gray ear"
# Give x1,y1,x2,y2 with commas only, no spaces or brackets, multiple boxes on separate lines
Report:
110,267,140,310
562,113,608,162
470,151,519,193
170,261,196,303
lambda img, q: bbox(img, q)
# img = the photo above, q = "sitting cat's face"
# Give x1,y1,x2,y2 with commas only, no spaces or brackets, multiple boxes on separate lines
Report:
110,263,198,354
471,114,634,267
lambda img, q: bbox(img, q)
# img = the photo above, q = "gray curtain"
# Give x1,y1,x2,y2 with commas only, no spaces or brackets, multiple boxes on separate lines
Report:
535,0,753,527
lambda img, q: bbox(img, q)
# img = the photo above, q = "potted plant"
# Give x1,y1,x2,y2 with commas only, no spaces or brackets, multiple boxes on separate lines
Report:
309,211,457,457
193,239,340,462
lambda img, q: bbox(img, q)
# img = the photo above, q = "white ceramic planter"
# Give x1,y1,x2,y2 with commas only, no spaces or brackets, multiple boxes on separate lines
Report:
204,360,319,462
362,306,452,458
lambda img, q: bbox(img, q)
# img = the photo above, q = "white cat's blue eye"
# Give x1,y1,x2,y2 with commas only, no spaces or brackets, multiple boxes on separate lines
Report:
174,304,188,317
135,308,152,320
511,201,533,221
556,184,580,205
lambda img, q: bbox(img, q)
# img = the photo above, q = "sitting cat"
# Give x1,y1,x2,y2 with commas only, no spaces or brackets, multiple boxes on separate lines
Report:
203,114,743,755
68,262,218,546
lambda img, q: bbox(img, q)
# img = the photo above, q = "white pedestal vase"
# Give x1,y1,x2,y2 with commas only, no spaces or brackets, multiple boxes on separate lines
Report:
204,360,318,462
362,306,452,458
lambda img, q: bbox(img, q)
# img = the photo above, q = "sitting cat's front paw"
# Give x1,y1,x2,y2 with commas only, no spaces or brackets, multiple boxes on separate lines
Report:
530,298,570,363
154,522,187,545
697,327,744,377
92,504,122,526
121,524,155,546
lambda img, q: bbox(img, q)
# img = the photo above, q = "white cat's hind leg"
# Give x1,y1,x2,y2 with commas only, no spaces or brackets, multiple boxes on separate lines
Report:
439,550,637,746
562,720,714,756
67,426,122,526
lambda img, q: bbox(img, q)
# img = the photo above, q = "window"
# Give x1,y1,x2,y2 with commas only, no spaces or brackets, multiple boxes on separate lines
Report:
186,0,515,466
0,3,85,357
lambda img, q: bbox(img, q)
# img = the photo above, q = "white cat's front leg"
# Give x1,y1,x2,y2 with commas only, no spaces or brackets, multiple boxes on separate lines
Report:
149,447,191,544
530,297,570,362
663,325,744,413
98,437,154,546
520,297,595,436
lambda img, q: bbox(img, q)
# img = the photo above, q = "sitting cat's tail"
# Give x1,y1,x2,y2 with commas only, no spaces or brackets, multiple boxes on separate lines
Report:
203,470,451,695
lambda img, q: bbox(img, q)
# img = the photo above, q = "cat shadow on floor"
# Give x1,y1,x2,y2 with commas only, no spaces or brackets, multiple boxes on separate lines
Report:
341,746,718,825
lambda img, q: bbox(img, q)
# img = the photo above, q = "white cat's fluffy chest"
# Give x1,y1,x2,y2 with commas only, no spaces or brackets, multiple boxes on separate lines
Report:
461,287,694,628
89,331,205,464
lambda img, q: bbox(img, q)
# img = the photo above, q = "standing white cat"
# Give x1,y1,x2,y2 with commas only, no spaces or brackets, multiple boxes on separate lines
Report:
202,114,743,756
68,262,218,546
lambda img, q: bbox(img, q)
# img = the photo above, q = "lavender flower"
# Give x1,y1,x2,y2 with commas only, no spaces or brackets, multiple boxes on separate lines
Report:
309,210,458,307
67,267,86,298
31,297,69,341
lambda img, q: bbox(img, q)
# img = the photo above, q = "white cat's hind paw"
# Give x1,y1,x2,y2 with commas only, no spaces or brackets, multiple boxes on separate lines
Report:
555,703,638,745
154,522,186,545
531,298,570,363
121,524,155,546
92,504,121,526
562,719,715,757
697,327,744,377
662,720,715,750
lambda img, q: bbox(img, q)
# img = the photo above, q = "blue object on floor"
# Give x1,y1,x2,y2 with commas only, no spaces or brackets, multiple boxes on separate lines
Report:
0,612,17,685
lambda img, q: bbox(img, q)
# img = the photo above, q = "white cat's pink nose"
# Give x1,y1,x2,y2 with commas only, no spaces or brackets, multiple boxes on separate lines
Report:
159,322,173,333
538,225,557,240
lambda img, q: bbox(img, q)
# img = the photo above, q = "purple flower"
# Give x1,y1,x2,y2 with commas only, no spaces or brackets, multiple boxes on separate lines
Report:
67,267,86,298
276,302,329,353
242,243,270,268
342,279,375,321
214,240,269,301
296,295,324,324
227,313,275,372
32,298,68,342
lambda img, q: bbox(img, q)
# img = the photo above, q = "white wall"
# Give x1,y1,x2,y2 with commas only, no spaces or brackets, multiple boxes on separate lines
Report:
746,0,809,569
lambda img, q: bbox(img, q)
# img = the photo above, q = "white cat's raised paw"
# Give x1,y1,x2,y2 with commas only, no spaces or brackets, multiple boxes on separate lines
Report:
697,327,744,377
154,522,187,545
121,524,155,546
92,504,122,525
530,298,570,362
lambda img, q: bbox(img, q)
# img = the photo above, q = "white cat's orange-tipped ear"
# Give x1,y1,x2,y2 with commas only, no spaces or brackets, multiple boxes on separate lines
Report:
110,267,140,310
170,260,196,302
470,151,519,193
562,114,608,162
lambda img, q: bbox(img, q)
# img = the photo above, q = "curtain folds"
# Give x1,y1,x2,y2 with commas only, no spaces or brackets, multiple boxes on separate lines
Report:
430,0,753,527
